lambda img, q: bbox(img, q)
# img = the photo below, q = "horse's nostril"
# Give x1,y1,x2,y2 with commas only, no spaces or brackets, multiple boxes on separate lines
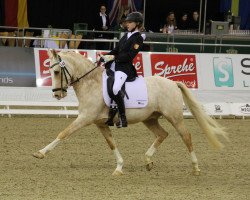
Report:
54,94,59,98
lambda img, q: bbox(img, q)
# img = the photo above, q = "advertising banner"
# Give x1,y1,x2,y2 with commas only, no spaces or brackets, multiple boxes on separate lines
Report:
33,49,250,91
230,103,250,116
203,103,231,116
150,54,198,88
0,47,36,87
198,54,250,90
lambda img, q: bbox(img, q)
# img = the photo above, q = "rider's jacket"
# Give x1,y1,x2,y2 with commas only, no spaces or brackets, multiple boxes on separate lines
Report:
107,32,143,80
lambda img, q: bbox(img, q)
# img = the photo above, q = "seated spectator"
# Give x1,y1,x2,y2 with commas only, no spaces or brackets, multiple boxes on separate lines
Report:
178,13,189,30
160,11,177,34
189,11,200,31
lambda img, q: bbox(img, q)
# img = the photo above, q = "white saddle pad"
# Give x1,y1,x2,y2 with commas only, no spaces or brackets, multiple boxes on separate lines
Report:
102,71,148,108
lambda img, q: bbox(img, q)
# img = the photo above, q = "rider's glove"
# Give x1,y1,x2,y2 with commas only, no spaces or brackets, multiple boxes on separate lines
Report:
99,55,115,63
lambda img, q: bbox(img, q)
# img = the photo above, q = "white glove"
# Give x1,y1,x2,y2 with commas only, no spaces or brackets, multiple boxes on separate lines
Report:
100,55,115,63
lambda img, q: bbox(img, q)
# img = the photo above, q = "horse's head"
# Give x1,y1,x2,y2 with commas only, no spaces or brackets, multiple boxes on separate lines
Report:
48,49,71,100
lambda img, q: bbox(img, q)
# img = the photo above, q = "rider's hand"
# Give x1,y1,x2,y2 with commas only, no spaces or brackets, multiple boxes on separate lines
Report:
100,55,115,63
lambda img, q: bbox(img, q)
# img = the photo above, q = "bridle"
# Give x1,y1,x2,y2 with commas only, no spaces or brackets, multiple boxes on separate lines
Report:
49,55,101,93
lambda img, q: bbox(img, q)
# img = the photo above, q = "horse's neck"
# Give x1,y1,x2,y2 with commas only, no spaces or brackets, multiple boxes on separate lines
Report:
72,65,103,103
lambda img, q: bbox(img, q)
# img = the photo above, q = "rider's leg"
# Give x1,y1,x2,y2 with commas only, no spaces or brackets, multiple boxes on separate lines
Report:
112,71,128,128
105,74,118,126
105,100,118,126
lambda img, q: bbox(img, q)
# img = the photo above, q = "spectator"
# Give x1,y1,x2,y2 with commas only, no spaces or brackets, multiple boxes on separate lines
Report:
189,11,200,31
94,5,111,50
160,11,177,34
178,13,189,30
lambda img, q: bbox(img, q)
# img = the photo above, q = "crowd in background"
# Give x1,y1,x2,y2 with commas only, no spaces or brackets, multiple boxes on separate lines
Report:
93,4,202,35
159,11,201,33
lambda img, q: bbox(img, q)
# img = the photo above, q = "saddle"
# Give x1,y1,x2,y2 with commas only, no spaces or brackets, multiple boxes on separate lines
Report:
102,71,148,109
106,69,135,100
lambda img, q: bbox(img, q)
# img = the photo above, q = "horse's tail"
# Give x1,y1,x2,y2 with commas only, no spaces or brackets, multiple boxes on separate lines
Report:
176,82,228,150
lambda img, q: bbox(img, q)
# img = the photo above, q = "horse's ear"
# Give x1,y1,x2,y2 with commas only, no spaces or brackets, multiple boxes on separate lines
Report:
47,49,57,59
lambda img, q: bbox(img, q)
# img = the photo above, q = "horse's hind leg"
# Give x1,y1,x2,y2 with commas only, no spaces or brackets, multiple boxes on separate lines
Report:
171,118,201,175
33,116,88,159
143,118,169,171
96,124,124,176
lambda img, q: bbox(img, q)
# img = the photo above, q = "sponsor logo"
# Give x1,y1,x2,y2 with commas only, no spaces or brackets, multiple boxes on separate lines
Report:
213,57,234,87
151,54,198,88
240,104,250,114
241,58,250,88
214,104,223,113
0,77,14,84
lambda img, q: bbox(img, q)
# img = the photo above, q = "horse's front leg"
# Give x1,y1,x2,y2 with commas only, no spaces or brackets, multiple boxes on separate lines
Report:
33,115,89,159
96,124,124,176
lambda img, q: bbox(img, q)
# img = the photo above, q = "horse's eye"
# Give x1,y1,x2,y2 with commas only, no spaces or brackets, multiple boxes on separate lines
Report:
54,71,59,75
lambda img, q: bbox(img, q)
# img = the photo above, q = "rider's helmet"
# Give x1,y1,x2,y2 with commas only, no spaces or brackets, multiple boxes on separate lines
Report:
125,12,143,25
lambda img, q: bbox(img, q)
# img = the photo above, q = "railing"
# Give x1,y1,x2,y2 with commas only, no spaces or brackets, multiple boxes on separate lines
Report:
0,26,250,53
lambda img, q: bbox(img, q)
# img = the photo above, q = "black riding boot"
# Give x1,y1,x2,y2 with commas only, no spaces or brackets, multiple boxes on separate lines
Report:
113,92,127,128
105,106,118,126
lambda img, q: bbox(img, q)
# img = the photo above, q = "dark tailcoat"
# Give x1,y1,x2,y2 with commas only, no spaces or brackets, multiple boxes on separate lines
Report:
107,32,143,80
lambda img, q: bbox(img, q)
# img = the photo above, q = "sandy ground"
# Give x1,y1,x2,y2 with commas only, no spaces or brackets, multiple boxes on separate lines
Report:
0,117,249,200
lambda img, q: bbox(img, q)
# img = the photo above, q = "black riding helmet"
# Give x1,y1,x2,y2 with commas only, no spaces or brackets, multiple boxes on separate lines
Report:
125,12,143,24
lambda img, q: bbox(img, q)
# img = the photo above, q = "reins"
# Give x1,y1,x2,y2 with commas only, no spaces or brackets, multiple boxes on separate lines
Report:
70,60,101,85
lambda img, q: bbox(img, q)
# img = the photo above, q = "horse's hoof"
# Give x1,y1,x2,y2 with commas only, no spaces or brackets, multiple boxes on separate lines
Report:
192,170,201,176
32,151,45,159
146,162,154,171
112,170,124,176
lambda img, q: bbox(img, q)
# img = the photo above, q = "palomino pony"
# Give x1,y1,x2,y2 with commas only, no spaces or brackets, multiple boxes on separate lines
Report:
33,49,228,176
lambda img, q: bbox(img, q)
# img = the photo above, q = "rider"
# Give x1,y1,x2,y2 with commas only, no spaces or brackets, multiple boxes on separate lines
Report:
100,12,144,128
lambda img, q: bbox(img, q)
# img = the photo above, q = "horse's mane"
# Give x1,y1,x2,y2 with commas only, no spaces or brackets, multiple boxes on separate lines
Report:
58,51,101,82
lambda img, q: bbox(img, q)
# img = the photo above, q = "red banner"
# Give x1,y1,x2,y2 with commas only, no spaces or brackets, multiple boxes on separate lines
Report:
150,54,198,88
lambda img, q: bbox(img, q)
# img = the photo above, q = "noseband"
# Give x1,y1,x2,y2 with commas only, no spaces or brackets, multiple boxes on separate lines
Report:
49,55,101,93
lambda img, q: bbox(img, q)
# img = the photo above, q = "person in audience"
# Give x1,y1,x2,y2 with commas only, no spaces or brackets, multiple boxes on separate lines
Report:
189,11,200,31
160,11,177,34
178,13,189,30
94,5,111,50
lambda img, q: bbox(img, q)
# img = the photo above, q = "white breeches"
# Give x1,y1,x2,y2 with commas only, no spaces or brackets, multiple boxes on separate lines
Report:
110,62,127,95
113,71,127,95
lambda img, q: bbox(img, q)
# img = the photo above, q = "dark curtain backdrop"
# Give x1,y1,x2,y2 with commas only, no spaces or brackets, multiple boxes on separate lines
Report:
27,0,109,30
239,0,250,29
0,0,5,26
26,0,222,32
